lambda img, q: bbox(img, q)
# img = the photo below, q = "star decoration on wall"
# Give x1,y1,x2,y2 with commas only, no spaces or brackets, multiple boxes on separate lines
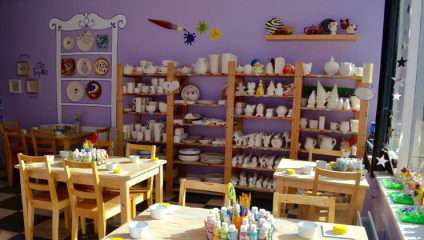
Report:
196,20,209,34
389,110,399,118
209,27,223,41
401,40,408,49
382,142,391,151
376,155,388,166
397,56,408,68
392,74,405,88
393,93,401,100
387,127,395,138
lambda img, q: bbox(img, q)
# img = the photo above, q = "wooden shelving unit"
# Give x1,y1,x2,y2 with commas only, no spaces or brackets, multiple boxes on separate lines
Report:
173,160,225,167
233,166,276,172
234,185,276,192
235,115,291,120
265,35,359,41
299,128,356,135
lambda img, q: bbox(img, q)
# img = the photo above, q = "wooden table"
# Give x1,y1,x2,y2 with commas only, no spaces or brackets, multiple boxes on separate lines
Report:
8,131,93,150
103,206,368,239
15,156,165,239
273,159,369,223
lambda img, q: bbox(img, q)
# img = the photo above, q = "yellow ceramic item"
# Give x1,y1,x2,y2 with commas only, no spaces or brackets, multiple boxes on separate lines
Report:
113,169,121,174
286,169,295,175
151,157,159,162
333,224,348,235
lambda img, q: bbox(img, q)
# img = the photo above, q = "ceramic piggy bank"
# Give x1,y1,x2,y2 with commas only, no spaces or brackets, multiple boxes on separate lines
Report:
346,24,358,35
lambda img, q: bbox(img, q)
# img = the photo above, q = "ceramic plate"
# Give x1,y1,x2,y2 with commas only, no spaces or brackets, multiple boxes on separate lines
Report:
93,57,110,76
63,36,74,50
61,58,76,76
77,30,95,52
181,85,200,101
123,108,132,112
77,58,92,76
96,34,109,49
85,81,102,99
66,81,85,102
319,19,336,35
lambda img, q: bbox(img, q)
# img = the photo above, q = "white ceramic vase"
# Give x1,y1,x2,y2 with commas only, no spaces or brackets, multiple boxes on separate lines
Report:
221,53,232,74
324,56,340,75
209,54,220,74
276,106,287,117
196,58,207,74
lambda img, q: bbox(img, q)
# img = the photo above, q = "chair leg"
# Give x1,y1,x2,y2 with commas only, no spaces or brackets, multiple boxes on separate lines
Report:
64,206,69,229
81,217,86,235
28,204,34,240
94,220,98,233
98,219,106,240
147,193,153,207
71,215,79,240
131,200,136,219
297,205,303,220
52,208,59,240
7,156,13,186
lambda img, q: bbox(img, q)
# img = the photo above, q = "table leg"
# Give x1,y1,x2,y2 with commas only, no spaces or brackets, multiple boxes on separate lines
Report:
354,189,366,223
20,169,28,240
155,165,163,204
276,179,288,217
120,181,131,224
64,140,71,151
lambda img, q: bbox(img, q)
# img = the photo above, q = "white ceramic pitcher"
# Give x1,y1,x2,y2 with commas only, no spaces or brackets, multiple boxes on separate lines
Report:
320,136,337,150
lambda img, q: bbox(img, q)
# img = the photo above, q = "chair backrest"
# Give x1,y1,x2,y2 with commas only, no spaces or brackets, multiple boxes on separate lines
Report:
31,129,57,156
178,179,229,206
18,153,58,203
125,143,155,158
308,148,343,162
272,192,336,222
312,168,361,224
4,128,28,156
0,122,19,161
96,127,111,141
93,141,114,156
63,159,105,219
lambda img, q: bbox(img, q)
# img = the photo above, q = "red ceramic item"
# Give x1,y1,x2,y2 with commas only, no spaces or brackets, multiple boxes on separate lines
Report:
304,25,318,34
282,64,295,74
340,19,350,30
91,133,98,144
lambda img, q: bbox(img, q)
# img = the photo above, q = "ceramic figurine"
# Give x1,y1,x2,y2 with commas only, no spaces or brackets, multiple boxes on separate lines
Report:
253,172,259,183
256,103,266,117
236,82,247,94
242,154,252,167
250,156,258,168
265,108,274,117
231,173,239,186
256,80,265,95
324,57,340,75
338,98,344,109
272,179,277,189
307,90,316,108
339,62,354,76
262,133,273,147
303,63,312,74
248,133,256,147
276,105,288,117
259,155,267,168
340,19,350,30
284,83,294,96
247,82,256,95
343,99,351,110
328,22,338,35
236,64,244,73
275,83,285,96
267,180,273,189
242,135,250,146
346,24,358,35
233,130,244,145
244,64,253,74
266,156,275,169
256,177,263,188
232,154,239,167
284,25,294,35
254,63,264,75
283,131,291,148
239,172,248,187
265,62,273,74
282,64,295,74
244,104,256,116
286,109,293,118
316,81,327,108
274,157,281,169
274,56,285,74
265,18,285,35
248,175,255,188
266,81,276,96
271,133,283,148
238,153,246,166
235,107,243,115
326,83,339,109
263,177,271,188
254,132,263,147
304,25,318,34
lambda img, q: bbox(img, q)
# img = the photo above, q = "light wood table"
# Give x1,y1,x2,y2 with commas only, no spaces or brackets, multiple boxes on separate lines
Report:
8,131,93,150
273,159,369,223
15,156,165,239
103,206,368,239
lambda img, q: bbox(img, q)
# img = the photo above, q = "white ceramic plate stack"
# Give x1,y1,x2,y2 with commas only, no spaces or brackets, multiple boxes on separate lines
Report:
205,173,224,183
200,152,225,164
179,148,201,162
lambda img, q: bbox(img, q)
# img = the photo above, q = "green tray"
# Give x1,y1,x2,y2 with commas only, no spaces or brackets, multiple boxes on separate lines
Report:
398,207,424,224
390,192,414,205
382,179,404,190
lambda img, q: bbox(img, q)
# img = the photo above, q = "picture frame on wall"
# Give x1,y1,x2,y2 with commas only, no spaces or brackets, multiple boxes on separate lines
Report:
17,61,30,76
26,79,39,94
9,79,22,93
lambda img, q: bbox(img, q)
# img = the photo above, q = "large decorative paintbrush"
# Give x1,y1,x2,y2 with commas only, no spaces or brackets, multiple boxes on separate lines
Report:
148,19,186,32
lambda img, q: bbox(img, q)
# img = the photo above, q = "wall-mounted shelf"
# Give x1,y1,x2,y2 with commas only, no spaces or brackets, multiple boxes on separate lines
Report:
236,94,293,98
265,35,359,41
173,160,224,167
235,115,291,120
301,107,358,112
299,128,356,135
233,166,276,172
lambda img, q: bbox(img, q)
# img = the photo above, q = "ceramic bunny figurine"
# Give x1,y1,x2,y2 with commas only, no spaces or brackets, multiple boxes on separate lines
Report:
256,177,263,188
263,177,270,188
248,133,256,147
275,83,284,96
231,173,239,186
254,132,263,147
239,172,247,187
232,154,239,167
247,82,256,95
238,153,246,166
244,104,256,116
259,155,267,168
274,157,281,169
250,155,258,167
248,175,255,188
262,133,273,147
236,82,247,94
307,90,316,108
266,81,276,96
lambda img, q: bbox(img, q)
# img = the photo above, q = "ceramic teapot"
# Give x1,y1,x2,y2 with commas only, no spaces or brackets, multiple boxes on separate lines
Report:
145,65,158,74
304,137,317,151
320,136,337,150
304,25,318,34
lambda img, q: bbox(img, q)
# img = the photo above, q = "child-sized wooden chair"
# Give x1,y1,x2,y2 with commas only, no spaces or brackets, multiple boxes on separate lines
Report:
0,122,19,185
4,128,28,186
93,141,114,156
308,148,344,161
179,179,229,206
31,129,57,156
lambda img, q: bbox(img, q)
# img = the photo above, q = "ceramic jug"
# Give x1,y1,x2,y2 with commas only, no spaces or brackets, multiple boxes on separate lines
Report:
320,136,337,150
340,121,350,132
299,118,307,128
304,137,317,151
195,58,208,74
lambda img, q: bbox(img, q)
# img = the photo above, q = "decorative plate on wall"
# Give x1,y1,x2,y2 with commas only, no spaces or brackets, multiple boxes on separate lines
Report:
86,81,102,99
77,58,92,76
319,19,336,35
77,30,95,52
93,57,110,76
181,85,200,101
66,81,85,102
96,35,109,49
63,36,74,50
61,58,76,76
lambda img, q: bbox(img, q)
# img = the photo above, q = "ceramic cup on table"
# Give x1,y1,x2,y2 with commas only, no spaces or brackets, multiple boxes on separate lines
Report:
106,162,117,171
151,78,159,87
144,130,152,141
298,221,318,239
150,204,167,219
157,86,164,94
301,166,314,175
59,151,69,158
127,82,135,94
46,155,54,163
309,120,318,129
137,132,144,141
316,160,327,169
142,86,149,94
330,122,339,131
129,155,140,163
129,221,149,238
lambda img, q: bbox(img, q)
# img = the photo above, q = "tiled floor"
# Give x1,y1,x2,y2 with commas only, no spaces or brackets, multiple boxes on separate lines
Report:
0,169,297,239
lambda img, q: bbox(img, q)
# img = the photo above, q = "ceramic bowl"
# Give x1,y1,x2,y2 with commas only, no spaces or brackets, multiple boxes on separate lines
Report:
186,101,196,104
149,204,167,219
179,148,201,154
54,131,61,137
106,162,117,171
178,154,200,162
297,221,318,239
301,166,314,175
146,105,156,113
129,155,140,163
128,221,149,238
199,139,211,144
180,68,192,74
174,100,185,104
59,151,69,158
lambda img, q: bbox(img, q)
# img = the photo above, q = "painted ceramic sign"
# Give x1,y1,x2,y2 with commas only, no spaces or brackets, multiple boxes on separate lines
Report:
66,81,85,102
61,58,76,76
163,80,180,92
181,85,200,101
77,30,95,52
93,57,109,76
354,87,376,101
86,81,102,99
96,34,109,49
63,36,74,50
77,58,92,76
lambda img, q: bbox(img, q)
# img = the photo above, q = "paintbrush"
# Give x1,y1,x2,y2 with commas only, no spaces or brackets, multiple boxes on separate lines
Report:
148,19,186,32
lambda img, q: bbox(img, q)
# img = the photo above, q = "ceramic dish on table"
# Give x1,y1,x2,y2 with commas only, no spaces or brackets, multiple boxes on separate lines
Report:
181,85,200,101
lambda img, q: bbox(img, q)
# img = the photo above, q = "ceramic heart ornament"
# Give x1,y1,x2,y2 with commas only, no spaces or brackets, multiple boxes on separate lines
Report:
189,92,198,101
162,81,180,92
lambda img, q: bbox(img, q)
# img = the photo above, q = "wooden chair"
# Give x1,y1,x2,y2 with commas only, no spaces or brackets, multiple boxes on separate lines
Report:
272,192,336,223
0,122,19,184
31,129,57,156
63,159,121,240
179,179,230,206
93,141,114,156
18,153,70,240
308,148,344,162
301,168,361,225
4,128,28,186
95,127,111,141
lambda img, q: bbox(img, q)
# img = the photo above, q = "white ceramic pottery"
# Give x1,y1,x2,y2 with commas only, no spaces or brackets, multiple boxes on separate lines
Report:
274,56,285,74
209,54,220,74
309,120,318,129
339,62,354,76
304,137,316,151
351,96,361,110
324,56,340,75
276,105,287,117
330,122,339,131
302,63,312,74
129,221,149,238
320,136,336,150
221,53,232,74
299,118,307,128
340,121,350,132
195,58,208,74
149,204,167,220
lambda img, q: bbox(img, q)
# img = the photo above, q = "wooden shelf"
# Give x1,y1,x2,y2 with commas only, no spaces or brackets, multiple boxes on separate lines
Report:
233,145,290,152
236,94,293,98
176,73,228,77
304,74,362,80
175,103,226,107
176,142,225,147
233,166,276,172
301,107,358,112
235,73,295,78
127,139,166,144
124,93,168,96
174,122,239,127
235,115,291,120
173,160,224,167
123,73,168,77
265,34,359,41
123,111,167,115
300,128,357,135
234,185,276,192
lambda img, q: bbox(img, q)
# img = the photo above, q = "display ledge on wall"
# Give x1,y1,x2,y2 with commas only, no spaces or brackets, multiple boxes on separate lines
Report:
233,145,290,152
175,103,226,107
176,142,225,147
301,107,358,112
265,35,359,41
173,160,224,167
235,115,292,120
124,93,168,96
235,73,294,78
174,123,239,127
233,166,276,172
236,94,294,98
176,73,228,77
299,128,357,135
127,139,166,144
304,74,362,80
124,73,168,77
234,185,275,192
123,111,172,115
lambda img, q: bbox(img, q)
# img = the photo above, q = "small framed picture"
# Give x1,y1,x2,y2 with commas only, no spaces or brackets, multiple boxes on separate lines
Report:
9,79,22,93
17,62,30,76
26,79,39,94
0,97,3,109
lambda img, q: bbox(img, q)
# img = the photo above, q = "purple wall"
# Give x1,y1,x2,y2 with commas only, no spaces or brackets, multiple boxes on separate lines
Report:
0,0,385,163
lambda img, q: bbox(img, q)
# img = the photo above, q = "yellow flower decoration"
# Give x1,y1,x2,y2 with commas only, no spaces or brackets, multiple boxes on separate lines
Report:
209,27,223,41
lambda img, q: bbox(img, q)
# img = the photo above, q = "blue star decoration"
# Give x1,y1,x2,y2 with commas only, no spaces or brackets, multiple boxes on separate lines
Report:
392,74,405,88
184,31,196,45
397,56,407,68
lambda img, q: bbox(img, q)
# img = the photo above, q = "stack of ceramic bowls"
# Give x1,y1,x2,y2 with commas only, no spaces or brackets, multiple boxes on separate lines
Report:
179,148,201,162
139,150,152,159
200,152,225,164
205,173,224,183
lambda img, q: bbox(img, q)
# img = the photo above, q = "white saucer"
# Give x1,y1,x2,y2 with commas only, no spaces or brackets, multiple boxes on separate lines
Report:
144,160,159,163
